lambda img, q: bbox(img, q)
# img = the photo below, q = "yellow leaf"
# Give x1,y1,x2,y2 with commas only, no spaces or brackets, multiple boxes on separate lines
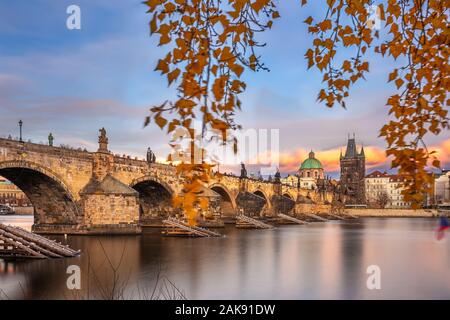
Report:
155,114,167,129
304,16,313,25
388,69,397,82
155,59,169,74
167,68,180,85
395,78,404,89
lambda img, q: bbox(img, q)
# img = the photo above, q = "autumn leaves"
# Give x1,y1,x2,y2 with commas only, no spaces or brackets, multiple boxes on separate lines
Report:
304,0,449,207
303,0,375,109
144,0,449,217
144,0,278,224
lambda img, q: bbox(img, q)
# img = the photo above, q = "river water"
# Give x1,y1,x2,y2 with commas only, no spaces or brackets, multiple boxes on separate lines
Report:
0,215,449,299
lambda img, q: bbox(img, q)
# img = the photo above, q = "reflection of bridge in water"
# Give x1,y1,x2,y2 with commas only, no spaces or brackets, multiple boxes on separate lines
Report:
0,129,334,234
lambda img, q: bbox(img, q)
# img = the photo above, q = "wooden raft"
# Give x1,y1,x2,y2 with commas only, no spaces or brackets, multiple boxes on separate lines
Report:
0,224,80,259
277,213,308,225
327,213,347,220
341,212,358,219
162,217,222,237
236,214,275,229
303,213,329,222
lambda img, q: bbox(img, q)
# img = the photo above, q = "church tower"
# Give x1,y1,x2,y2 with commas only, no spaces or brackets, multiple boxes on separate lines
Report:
339,134,366,205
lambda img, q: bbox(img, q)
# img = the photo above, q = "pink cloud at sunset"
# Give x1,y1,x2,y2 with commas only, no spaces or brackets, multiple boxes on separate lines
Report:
278,139,450,174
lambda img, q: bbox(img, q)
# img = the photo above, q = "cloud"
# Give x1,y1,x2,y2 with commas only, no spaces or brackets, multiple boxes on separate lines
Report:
278,145,388,174
277,139,450,176
433,139,450,168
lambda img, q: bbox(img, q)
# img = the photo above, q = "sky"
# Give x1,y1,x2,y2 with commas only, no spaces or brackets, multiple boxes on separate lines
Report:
0,1,449,177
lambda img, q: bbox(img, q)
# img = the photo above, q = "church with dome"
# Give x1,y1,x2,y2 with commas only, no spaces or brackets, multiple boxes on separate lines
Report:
298,150,325,189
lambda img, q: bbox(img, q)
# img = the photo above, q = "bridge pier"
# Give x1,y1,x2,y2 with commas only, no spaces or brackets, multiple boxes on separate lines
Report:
78,175,141,234
33,128,141,234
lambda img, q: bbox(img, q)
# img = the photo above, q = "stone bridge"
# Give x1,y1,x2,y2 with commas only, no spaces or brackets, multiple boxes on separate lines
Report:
0,130,333,234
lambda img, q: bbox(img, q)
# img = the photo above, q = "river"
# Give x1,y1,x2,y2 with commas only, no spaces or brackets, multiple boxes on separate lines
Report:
0,215,449,299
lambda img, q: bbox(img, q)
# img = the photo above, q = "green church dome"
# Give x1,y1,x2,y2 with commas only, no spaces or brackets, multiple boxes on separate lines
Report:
300,151,323,170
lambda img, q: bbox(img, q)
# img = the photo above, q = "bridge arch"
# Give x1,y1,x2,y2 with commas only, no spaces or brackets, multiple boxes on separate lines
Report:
209,183,236,216
130,175,175,222
283,192,294,200
253,189,271,208
0,160,81,226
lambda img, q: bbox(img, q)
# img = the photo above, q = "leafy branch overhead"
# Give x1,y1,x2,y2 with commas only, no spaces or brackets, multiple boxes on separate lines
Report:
144,0,449,215
303,0,449,207
144,0,279,224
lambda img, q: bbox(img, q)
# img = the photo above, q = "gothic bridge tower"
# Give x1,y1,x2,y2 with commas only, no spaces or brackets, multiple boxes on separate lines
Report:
339,134,366,205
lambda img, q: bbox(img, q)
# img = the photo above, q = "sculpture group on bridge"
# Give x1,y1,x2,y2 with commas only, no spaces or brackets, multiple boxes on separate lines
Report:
147,148,156,163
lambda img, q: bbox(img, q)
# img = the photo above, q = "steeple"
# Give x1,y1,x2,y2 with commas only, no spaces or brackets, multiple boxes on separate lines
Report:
359,144,365,157
344,134,357,158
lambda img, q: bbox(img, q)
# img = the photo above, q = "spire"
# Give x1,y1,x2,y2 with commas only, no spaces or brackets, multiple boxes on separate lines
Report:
309,150,315,159
360,144,365,157
274,167,281,182
344,134,357,158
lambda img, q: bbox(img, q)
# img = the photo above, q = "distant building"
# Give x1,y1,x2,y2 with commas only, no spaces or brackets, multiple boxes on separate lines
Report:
340,135,366,204
281,174,298,187
0,176,31,206
365,170,411,208
299,151,324,189
434,169,450,204
365,171,390,206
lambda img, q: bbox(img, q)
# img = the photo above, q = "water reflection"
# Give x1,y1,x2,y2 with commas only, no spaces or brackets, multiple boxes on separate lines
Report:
0,216,449,299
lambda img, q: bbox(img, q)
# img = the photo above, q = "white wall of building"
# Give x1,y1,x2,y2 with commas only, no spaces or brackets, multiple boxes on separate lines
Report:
435,171,450,204
365,172,411,209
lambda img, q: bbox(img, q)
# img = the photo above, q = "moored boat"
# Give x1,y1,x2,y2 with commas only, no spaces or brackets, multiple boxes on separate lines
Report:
0,204,14,215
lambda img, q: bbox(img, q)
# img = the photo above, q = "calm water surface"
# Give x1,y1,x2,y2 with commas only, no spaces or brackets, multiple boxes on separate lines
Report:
0,215,449,299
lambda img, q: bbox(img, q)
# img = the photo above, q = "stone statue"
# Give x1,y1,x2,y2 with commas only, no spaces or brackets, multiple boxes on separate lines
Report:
240,163,247,178
98,127,109,152
48,133,54,146
274,168,281,183
147,147,156,163
99,128,107,143
257,170,263,181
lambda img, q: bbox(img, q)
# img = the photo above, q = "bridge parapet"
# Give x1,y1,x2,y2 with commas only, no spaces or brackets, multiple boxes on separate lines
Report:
0,138,93,160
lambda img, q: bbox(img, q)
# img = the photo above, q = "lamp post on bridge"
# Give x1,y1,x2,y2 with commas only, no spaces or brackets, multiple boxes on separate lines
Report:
18,120,23,142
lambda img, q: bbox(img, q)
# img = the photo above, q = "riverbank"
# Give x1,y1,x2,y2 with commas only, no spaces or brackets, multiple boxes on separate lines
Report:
347,208,436,217
12,206,34,215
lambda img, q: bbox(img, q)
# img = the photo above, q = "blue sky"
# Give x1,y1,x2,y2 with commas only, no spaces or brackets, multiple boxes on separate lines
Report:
0,1,448,175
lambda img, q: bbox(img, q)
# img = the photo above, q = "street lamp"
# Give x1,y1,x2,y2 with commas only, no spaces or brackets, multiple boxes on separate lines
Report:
18,120,23,142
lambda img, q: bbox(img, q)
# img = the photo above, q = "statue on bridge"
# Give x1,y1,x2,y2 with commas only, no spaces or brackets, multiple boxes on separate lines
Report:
257,170,263,181
48,133,54,147
98,127,109,153
274,168,281,183
240,163,247,178
147,147,156,163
